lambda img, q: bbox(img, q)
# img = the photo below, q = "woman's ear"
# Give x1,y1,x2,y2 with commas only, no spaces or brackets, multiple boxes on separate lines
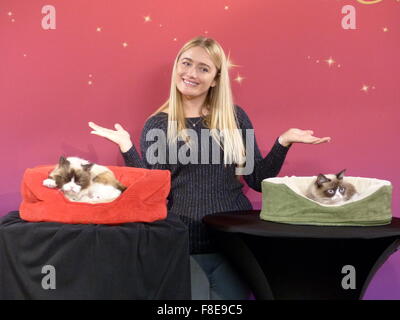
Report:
211,76,219,87
211,70,220,88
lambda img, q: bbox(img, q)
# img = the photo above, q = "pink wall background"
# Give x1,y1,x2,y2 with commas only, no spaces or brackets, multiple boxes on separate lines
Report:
1,0,399,299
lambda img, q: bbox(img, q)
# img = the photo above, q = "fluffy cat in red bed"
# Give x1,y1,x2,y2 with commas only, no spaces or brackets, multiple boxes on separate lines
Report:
43,156,126,203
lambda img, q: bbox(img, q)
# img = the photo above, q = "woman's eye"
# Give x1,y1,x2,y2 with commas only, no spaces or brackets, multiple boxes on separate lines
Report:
201,68,209,72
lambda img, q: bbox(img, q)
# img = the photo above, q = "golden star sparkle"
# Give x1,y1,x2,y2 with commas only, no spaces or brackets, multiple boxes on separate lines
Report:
234,74,245,84
361,84,369,93
122,42,128,47
226,51,240,70
144,15,152,22
96,27,102,32
325,57,336,67
382,27,389,32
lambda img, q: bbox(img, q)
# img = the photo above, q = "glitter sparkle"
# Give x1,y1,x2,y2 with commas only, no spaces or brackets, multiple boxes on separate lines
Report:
361,85,370,93
325,57,336,67
234,74,245,84
227,52,239,70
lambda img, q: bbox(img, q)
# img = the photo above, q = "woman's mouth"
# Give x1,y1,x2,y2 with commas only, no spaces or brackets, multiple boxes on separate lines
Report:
183,79,199,87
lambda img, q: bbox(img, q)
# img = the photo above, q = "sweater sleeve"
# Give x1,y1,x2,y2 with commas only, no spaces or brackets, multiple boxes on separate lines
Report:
235,105,291,192
121,114,170,170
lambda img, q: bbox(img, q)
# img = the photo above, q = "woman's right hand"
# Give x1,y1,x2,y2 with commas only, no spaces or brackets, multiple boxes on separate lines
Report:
88,122,133,153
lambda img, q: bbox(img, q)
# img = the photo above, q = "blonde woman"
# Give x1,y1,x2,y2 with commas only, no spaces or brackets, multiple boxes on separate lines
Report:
89,36,331,299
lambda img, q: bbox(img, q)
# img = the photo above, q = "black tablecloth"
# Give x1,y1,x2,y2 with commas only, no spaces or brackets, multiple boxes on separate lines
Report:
203,211,400,300
0,211,191,300
204,211,400,239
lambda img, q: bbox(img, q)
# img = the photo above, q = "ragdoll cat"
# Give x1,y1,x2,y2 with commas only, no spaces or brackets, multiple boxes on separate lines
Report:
43,156,126,203
305,169,357,205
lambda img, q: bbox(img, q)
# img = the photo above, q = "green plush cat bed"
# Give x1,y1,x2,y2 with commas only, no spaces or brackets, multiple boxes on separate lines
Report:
260,176,392,226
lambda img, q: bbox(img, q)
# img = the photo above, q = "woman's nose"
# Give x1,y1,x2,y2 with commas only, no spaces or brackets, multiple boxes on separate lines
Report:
186,66,198,78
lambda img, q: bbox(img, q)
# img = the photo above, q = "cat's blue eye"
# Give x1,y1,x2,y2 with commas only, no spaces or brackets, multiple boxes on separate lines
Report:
327,189,335,194
339,187,345,193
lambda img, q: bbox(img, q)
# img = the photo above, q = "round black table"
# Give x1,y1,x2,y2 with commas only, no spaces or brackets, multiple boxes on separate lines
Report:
203,210,400,300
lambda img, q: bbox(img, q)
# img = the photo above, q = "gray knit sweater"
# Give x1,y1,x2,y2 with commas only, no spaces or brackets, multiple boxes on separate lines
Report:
121,105,290,254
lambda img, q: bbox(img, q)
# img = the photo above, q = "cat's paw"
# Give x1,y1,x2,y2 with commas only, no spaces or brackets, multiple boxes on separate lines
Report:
43,178,57,188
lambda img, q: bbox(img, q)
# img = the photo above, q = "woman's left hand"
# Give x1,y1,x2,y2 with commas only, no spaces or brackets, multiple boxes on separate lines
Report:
279,128,331,147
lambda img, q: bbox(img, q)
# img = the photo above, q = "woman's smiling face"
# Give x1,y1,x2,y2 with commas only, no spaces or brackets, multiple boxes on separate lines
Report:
175,46,218,100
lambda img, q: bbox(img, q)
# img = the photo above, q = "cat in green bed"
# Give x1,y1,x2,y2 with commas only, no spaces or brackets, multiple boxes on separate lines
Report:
306,169,357,205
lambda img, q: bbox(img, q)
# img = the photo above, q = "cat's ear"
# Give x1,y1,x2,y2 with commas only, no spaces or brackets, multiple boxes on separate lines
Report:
59,156,70,168
82,163,94,171
316,174,331,187
336,169,346,180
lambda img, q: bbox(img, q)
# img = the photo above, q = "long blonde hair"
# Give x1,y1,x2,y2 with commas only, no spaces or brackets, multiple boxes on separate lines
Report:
150,36,246,166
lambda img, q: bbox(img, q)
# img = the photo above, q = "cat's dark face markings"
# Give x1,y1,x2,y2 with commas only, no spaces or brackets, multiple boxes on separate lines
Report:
316,169,346,198
322,183,347,198
53,157,71,188
312,169,356,203
54,157,92,189
54,172,70,188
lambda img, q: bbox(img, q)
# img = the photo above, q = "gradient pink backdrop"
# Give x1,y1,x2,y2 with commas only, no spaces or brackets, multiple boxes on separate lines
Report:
1,0,399,299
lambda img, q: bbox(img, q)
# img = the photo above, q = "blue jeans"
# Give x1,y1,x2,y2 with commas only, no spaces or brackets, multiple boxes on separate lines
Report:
190,253,252,300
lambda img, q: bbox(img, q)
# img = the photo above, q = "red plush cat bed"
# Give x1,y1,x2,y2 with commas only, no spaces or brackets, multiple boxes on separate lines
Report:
19,165,170,224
